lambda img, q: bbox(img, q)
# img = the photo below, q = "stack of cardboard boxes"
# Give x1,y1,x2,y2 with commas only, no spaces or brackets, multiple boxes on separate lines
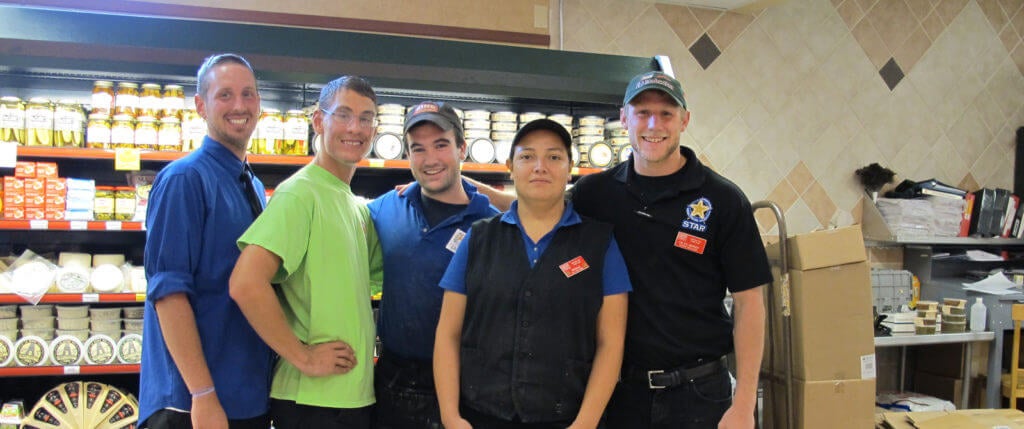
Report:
764,225,877,429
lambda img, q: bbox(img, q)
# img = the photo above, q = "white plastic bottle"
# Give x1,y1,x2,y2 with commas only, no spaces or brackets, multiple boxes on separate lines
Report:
970,297,987,332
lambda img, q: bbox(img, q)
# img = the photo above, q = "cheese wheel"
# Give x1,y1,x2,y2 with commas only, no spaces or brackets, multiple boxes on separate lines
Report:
116,334,142,364
128,267,147,293
15,336,49,366
56,266,91,293
84,335,117,365
48,335,84,366
12,261,56,297
90,265,124,293
0,336,13,367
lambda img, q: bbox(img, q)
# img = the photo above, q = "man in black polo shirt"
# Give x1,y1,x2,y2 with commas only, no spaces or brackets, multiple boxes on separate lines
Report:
572,71,771,428
474,71,770,428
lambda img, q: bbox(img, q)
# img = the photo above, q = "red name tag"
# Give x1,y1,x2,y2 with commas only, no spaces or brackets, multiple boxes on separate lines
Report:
559,256,590,278
675,231,707,254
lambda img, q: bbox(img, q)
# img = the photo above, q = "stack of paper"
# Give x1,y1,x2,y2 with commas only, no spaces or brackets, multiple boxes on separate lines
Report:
877,198,932,240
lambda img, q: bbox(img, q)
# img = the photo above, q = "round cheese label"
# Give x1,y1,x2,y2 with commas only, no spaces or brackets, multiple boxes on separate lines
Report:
372,133,404,160
15,336,49,366
85,335,117,365
116,334,142,364
56,267,90,293
618,146,633,163
589,142,614,168
0,336,13,367
49,335,84,366
468,139,495,164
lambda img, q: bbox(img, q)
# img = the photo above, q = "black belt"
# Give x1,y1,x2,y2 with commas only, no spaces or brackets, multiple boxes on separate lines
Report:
624,356,727,389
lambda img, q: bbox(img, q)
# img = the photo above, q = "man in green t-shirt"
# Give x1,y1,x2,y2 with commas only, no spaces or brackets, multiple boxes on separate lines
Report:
229,75,383,428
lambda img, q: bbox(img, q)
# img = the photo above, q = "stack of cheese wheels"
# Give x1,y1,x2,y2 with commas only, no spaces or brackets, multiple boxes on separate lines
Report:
21,381,139,428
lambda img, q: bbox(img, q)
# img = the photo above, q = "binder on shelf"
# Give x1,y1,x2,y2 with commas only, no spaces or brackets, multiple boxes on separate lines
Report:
916,178,968,198
1011,201,1024,238
1002,195,1020,238
960,193,975,237
970,188,1001,237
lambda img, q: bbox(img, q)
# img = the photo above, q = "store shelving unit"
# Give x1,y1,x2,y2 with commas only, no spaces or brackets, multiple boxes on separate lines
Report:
0,293,145,304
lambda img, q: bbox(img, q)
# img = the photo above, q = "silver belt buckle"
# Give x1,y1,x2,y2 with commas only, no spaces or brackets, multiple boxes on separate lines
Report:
647,370,665,389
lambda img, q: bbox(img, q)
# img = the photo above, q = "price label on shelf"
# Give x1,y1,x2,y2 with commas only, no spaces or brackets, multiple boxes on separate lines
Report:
62,365,81,375
135,294,146,302
114,148,141,171
368,159,385,168
70,221,88,231
82,294,99,303
571,167,580,175
105,221,122,231
0,142,16,168
29,220,48,230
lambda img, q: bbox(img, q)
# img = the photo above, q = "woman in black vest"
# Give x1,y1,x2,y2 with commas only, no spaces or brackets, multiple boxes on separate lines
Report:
434,119,631,429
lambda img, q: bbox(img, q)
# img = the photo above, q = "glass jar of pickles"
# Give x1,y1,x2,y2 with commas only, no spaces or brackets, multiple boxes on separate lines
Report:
282,109,309,155
24,97,54,147
110,114,135,149
253,108,283,155
162,84,185,120
0,96,25,145
86,113,111,149
53,100,85,147
114,187,136,221
182,109,206,152
91,81,115,114
114,82,139,117
158,117,182,151
134,116,158,150
94,186,116,221
138,83,163,118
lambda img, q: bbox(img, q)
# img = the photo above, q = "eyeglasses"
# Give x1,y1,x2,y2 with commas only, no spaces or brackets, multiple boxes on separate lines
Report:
320,108,378,129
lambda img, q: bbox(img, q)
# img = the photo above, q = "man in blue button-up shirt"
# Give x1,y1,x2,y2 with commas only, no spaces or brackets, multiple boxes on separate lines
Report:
367,101,498,429
140,53,274,429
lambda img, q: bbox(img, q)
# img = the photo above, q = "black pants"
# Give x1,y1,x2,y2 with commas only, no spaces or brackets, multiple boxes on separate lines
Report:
605,366,733,429
141,409,270,429
373,351,442,429
461,405,586,429
270,399,373,429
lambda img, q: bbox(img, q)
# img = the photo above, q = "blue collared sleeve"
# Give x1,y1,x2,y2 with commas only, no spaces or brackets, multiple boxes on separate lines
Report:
438,228,472,295
602,236,632,296
144,170,205,302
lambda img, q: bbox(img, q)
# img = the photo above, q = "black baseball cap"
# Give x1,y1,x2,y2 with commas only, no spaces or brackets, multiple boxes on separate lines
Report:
623,71,687,109
510,118,573,162
404,101,463,134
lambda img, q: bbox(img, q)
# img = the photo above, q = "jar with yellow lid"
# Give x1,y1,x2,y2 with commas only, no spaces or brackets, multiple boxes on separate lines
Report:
114,187,136,221
86,113,111,149
53,100,85,147
138,83,162,118
253,108,283,155
282,110,309,155
162,85,185,120
94,187,116,221
0,96,25,145
134,116,158,150
114,82,139,117
182,109,206,152
91,81,114,114
157,117,182,151
110,114,135,149
24,97,54,147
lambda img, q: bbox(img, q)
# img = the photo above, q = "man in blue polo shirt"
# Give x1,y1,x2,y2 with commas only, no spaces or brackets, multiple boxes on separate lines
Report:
141,53,274,429
367,101,498,429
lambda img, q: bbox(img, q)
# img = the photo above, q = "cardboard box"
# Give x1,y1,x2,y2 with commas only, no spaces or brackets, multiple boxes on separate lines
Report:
44,194,65,207
45,178,66,194
22,178,44,195
34,162,57,178
765,261,875,381
913,371,962,404
3,207,24,220
44,208,64,221
769,225,867,270
24,193,44,208
24,207,45,220
2,193,24,207
764,377,876,429
2,177,22,193
13,162,35,178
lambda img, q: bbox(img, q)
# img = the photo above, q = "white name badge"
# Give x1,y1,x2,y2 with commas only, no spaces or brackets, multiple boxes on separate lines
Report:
446,229,467,253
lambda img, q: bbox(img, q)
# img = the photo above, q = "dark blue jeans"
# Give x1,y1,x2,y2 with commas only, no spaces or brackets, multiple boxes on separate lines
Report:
270,399,372,429
141,409,270,429
373,352,442,429
605,366,732,429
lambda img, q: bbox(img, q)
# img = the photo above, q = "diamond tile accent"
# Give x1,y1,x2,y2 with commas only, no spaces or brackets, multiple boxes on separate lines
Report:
655,3,703,48
959,173,981,192
690,33,722,69
921,10,946,40
979,0,1010,30
879,57,905,89
934,0,969,25
690,7,723,30
787,162,815,195
708,10,754,51
803,180,838,227
838,0,866,28
894,26,930,72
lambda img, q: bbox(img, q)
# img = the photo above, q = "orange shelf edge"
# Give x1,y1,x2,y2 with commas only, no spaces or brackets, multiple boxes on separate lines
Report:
0,364,139,377
0,293,145,304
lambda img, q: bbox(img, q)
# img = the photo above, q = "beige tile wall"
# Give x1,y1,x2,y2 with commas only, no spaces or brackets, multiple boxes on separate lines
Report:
555,0,1024,236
